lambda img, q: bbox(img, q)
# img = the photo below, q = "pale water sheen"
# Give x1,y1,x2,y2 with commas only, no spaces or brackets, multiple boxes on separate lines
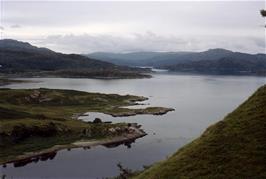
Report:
1,73,265,178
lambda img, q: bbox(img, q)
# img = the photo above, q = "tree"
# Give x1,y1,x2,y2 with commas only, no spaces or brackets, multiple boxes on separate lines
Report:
260,9,266,17
260,10,266,28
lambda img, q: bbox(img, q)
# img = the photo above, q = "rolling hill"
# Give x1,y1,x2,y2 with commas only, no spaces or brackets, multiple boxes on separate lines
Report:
134,84,266,178
85,51,190,66
0,39,150,79
167,56,266,75
86,49,266,75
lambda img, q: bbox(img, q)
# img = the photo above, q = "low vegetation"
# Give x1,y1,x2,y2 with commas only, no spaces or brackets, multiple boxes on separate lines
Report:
134,85,266,178
107,107,174,117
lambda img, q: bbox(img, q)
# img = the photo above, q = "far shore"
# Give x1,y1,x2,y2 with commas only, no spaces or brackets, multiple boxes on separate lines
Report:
0,78,34,86
0,70,152,80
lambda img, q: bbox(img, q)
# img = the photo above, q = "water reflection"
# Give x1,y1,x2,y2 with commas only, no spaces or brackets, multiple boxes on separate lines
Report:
3,136,140,168
103,139,137,149
6,152,58,168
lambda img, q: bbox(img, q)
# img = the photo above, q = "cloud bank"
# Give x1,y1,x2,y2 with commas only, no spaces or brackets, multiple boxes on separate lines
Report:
2,1,265,54
34,32,265,54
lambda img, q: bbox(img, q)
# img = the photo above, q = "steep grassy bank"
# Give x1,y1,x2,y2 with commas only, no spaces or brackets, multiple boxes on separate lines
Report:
134,85,266,179
0,88,171,164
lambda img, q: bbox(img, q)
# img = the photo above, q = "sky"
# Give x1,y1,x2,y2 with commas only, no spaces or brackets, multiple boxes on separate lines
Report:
0,1,265,54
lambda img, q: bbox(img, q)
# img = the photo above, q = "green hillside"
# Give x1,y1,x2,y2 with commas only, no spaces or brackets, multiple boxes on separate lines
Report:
0,39,151,79
135,85,266,179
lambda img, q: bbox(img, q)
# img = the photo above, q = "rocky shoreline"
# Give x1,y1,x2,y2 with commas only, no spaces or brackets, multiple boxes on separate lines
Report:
72,107,175,119
2,124,146,167
105,107,175,117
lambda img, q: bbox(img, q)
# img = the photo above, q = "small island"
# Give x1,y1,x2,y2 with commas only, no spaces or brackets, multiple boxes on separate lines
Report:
0,88,173,165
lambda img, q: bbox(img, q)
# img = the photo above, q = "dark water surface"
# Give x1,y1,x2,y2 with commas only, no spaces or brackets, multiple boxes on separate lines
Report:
1,73,265,178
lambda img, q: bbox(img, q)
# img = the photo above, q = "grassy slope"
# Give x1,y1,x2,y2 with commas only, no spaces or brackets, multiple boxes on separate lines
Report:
135,85,266,179
0,88,146,119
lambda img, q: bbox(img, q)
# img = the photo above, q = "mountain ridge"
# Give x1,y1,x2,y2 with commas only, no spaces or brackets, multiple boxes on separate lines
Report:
0,39,151,79
86,49,266,75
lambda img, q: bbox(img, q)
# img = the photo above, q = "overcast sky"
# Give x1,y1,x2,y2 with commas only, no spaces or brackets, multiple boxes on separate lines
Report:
1,1,265,54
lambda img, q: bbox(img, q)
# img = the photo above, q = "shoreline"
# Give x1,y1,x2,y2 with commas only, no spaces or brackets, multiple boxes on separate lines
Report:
0,72,152,80
105,107,175,117
2,126,147,167
72,107,175,119
72,107,175,120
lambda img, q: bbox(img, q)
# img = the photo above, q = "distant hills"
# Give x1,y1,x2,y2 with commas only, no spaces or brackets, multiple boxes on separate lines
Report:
86,49,266,76
2,39,265,77
134,84,266,178
86,51,170,66
0,39,150,79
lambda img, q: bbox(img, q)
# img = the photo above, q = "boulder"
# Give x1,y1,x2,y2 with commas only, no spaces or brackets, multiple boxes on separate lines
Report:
93,118,102,123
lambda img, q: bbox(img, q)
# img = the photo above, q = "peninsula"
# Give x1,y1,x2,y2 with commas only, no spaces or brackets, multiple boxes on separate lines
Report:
0,88,173,165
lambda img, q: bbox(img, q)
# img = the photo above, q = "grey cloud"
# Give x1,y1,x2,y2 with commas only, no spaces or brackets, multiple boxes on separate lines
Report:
252,37,265,48
10,24,21,28
0,26,4,30
2,1,263,29
34,33,265,54
36,33,195,53
3,1,265,54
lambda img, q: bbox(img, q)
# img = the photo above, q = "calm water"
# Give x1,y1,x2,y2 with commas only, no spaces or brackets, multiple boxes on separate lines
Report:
1,73,265,178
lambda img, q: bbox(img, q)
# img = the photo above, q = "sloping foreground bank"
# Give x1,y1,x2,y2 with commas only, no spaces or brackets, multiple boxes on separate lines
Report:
134,85,266,179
